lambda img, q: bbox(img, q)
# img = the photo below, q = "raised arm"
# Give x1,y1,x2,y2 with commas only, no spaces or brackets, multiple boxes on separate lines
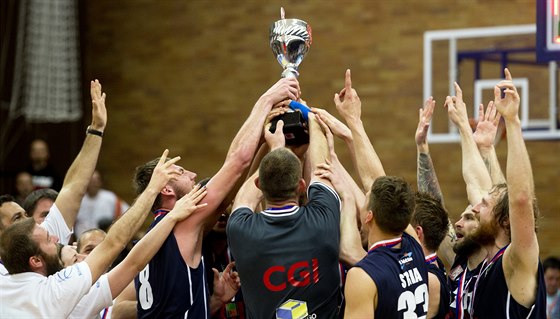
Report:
415,97,457,268
415,96,444,204
307,112,332,188
311,107,358,176
232,120,286,211
178,79,300,226
445,82,492,205
496,69,539,307
314,115,366,266
334,69,385,190
85,150,181,284
107,185,207,297
472,101,506,185
54,80,107,229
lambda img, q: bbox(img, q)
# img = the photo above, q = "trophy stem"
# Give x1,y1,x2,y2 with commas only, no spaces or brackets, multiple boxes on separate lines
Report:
282,68,299,78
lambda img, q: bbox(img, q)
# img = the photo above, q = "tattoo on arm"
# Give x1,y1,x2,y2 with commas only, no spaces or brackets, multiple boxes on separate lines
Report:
417,153,445,205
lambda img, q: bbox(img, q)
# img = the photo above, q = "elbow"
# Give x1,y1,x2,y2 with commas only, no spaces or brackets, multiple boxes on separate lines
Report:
511,190,532,209
227,148,253,172
105,236,128,258
339,244,366,267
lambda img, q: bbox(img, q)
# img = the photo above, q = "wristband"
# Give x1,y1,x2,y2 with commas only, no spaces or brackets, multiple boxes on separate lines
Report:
86,126,104,137
288,100,311,121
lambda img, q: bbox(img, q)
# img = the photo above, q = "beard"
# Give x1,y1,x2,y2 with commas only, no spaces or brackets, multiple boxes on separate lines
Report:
453,236,480,257
470,218,499,247
172,184,188,201
40,250,63,276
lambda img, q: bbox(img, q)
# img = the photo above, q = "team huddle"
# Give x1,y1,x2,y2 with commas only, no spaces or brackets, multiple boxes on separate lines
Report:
0,68,548,318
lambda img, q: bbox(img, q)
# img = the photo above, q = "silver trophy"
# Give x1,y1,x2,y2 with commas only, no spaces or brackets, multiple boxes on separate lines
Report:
269,7,312,78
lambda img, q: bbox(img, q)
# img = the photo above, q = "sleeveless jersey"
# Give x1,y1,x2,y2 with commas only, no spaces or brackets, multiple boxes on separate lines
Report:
426,256,451,318
356,232,429,319
448,255,483,319
135,215,210,319
472,254,547,319
227,182,342,319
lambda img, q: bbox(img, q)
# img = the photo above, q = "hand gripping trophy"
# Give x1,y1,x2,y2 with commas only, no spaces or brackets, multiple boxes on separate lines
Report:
269,8,313,145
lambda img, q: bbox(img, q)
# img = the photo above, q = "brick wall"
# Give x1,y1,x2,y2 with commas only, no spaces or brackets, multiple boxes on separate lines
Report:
81,0,558,257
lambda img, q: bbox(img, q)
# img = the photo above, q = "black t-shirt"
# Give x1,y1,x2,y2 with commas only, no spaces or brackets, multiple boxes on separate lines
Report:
227,182,342,319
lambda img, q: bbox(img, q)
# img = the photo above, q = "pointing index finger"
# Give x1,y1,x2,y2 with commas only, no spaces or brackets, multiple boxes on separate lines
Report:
504,68,512,81
454,82,463,100
345,69,352,92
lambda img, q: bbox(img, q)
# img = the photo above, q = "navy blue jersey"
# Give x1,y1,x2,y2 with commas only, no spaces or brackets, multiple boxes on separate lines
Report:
448,256,482,319
356,232,429,319
427,256,451,318
472,255,547,319
227,182,342,319
135,214,210,319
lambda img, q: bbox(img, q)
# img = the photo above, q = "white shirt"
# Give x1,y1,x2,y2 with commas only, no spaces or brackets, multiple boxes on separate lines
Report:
0,262,92,318
69,273,114,319
42,202,73,245
0,263,7,276
75,190,129,236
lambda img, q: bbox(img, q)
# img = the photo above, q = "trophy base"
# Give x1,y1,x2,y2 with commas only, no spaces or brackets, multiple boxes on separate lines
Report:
269,111,309,146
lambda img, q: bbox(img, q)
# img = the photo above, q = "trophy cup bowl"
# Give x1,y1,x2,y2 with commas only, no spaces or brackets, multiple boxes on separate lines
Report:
269,18,312,78
268,10,312,145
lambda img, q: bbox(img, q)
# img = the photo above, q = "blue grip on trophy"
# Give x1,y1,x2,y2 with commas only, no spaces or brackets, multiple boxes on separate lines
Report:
288,100,310,121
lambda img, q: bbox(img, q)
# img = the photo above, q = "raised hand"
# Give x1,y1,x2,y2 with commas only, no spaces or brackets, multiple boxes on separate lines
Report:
334,69,361,123
259,78,300,107
493,68,520,121
473,101,501,149
315,113,338,160
264,120,285,150
415,97,436,146
212,262,241,304
147,149,182,191
312,107,352,141
444,82,469,130
90,79,107,131
168,184,208,221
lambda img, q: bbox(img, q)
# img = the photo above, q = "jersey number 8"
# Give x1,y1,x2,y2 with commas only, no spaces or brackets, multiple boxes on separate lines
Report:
139,265,154,309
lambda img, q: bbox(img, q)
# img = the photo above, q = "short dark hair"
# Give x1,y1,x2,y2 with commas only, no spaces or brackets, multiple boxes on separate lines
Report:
369,176,415,236
0,195,17,230
77,228,107,253
543,256,560,272
411,192,449,252
0,194,16,207
491,183,539,236
22,188,58,217
258,148,301,202
133,158,161,212
0,217,39,274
